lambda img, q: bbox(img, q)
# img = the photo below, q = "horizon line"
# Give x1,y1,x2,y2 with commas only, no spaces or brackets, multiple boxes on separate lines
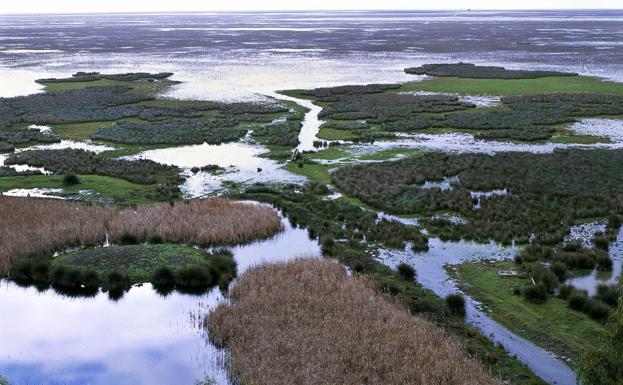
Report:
1,8,623,16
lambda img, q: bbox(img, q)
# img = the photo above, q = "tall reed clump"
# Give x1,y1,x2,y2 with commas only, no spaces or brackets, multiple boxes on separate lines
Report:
0,197,281,275
0,196,115,275
107,199,282,246
207,259,500,385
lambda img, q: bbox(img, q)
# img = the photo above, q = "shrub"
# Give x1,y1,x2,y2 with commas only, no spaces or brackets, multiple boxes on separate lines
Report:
550,261,567,281
584,299,611,321
568,291,589,311
148,234,164,244
396,262,416,281
523,284,548,304
119,232,139,245
175,266,212,288
593,234,610,250
558,284,574,300
595,284,620,307
320,236,335,256
81,270,100,288
607,214,622,230
151,266,176,288
62,174,80,186
445,293,466,317
104,271,131,292
596,253,613,271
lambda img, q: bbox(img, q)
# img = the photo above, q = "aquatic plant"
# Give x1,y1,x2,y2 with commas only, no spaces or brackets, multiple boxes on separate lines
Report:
333,149,623,248
175,266,212,288
207,259,499,385
396,262,416,281
445,293,466,317
151,266,176,288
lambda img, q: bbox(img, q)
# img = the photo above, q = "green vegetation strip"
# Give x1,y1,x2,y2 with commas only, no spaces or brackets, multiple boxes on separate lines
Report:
449,261,604,366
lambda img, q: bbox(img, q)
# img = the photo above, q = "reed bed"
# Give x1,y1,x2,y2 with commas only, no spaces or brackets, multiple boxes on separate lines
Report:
207,259,500,385
0,196,114,274
0,196,281,275
108,199,281,246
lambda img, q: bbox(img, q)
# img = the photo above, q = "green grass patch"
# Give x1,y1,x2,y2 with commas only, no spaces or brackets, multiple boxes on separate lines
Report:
549,134,611,144
398,76,623,96
450,260,605,366
0,174,153,204
285,162,332,184
317,127,358,141
51,121,115,140
42,79,123,92
306,146,352,161
52,244,211,283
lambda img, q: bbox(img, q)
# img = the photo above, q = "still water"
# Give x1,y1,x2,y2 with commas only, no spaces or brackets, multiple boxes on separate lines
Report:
0,211,321,385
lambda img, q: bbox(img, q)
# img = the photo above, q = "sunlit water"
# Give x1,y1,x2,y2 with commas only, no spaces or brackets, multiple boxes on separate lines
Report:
125,141,305,197
0,210,321,385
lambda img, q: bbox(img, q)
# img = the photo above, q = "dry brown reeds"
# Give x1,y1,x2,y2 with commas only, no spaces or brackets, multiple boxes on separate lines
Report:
0,196,281,275
108,199,281,246
208,259,500,385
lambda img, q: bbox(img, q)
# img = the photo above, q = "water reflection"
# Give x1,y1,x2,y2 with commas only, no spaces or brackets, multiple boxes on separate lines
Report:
566,228,623,296
125,141,305,197
0,211,321,385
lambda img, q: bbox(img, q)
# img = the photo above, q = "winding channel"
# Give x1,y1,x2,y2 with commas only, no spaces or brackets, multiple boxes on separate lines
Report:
3,94,623,385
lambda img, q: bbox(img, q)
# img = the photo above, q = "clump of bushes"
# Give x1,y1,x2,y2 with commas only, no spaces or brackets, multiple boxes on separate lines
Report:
150,250,237,293
119,232,139,245
62,174,80,186
522,284,548,304
445,293,466,317
148,234,164,244
397,262,416,281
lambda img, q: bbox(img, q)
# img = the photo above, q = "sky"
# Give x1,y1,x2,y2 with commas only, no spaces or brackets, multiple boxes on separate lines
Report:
1,0,621,14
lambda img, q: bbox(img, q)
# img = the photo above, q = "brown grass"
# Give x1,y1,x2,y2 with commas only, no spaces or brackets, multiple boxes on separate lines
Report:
0,196,282,274
109,199,282,246
207,259,500,385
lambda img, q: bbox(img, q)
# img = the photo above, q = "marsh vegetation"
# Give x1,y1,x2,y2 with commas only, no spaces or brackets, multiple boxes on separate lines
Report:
0,196,281,276
208,259,500,385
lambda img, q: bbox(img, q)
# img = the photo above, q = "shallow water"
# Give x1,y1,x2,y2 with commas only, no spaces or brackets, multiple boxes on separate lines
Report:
570,118,623,143
566,228,623,296
125,141,305,197
0,210,321,385
376,239,578,385
369,132,623,154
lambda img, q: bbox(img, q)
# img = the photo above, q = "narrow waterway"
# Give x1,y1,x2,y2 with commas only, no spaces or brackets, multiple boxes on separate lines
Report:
270,92,324,152
376,238,578,385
